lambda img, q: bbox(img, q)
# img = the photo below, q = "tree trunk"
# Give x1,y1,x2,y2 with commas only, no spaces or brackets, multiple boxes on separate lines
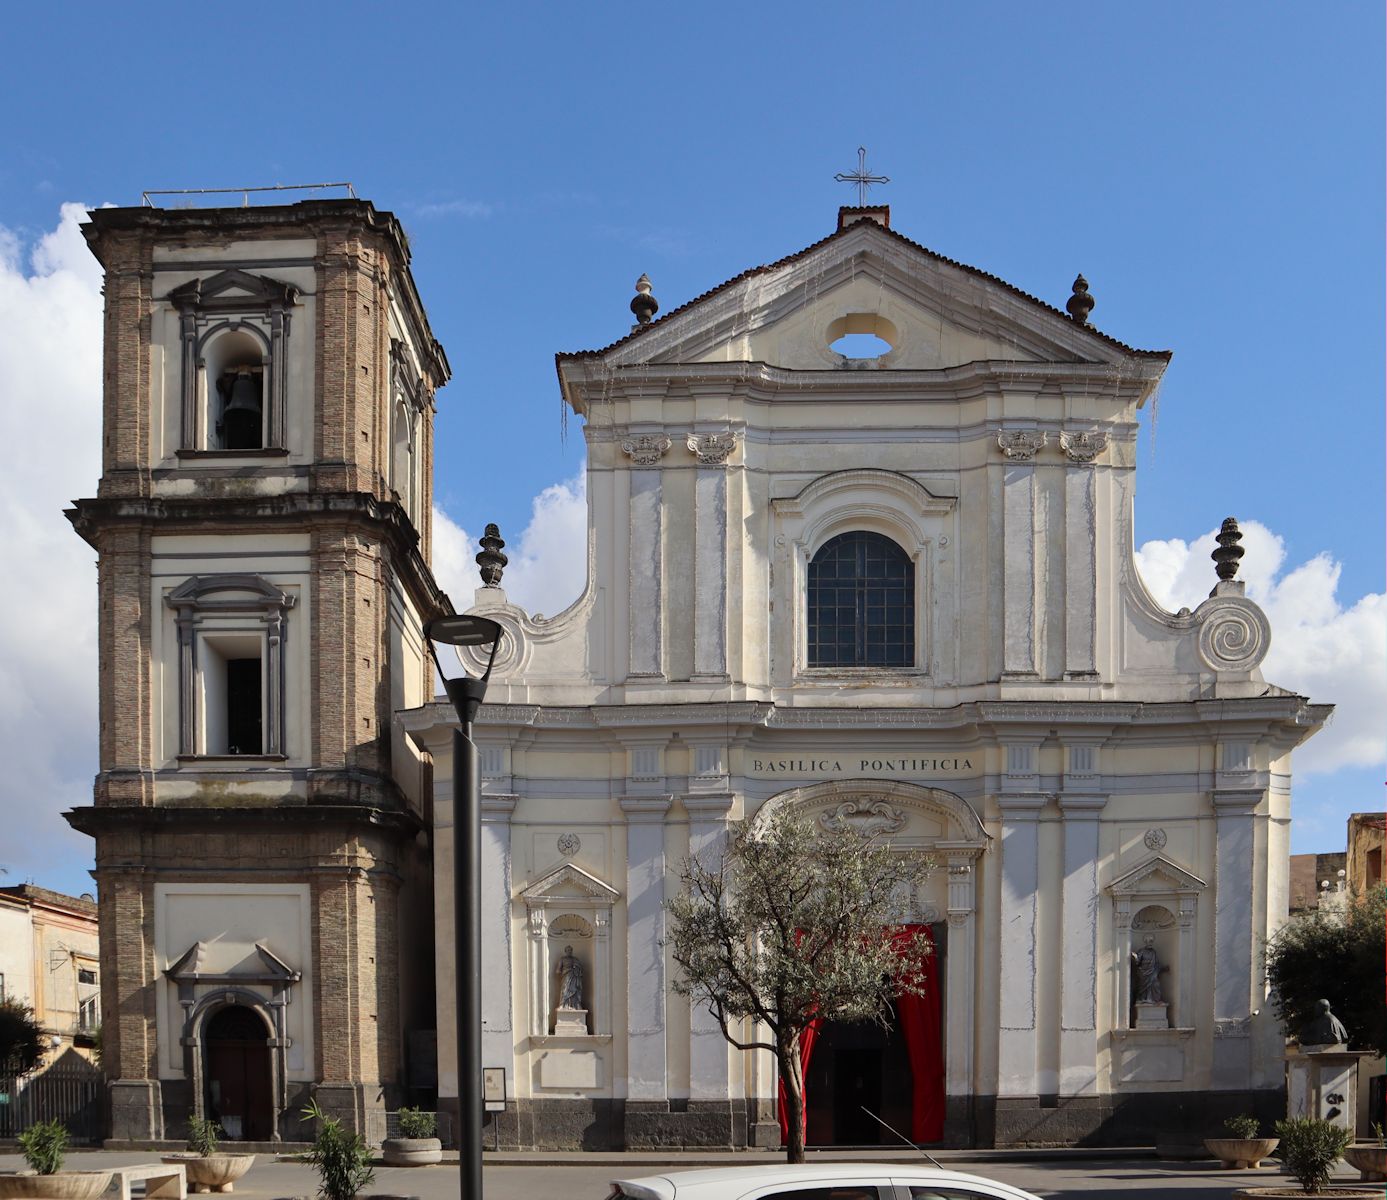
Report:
778,1029,806,1164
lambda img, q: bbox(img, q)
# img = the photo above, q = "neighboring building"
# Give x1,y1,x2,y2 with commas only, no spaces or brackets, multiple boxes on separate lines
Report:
1347,813,1385,894
1288,851,1348,914
402,205,1330,1149
65,199,451,1143
0,886,100,1063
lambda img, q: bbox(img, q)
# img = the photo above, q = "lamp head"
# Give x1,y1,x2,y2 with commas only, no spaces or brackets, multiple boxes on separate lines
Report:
425,614,504,726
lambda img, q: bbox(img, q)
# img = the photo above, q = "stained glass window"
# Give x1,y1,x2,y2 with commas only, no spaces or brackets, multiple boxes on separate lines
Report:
807,531,915,667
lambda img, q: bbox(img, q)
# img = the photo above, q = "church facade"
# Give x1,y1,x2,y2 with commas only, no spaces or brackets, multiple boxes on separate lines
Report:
401,205,1328,1149
67,196,1328,1150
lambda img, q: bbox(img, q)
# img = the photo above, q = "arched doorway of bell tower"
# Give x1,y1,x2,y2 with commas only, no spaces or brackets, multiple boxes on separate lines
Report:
204,1004,273,1141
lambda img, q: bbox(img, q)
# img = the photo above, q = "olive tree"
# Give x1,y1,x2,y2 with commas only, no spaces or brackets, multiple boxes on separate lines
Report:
1265,883,1387,1057
665,807,933,1163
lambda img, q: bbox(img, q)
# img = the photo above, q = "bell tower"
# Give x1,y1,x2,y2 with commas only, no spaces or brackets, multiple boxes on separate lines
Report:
67,198,452,1142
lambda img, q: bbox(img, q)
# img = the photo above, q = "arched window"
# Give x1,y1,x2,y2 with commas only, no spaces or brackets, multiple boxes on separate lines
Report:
807,531,914,667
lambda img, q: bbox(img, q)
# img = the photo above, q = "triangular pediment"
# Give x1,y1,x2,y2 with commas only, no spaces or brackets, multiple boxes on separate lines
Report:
559,218,1169,382
519,862,620,904
1107,853,1206,896
167,268,300,311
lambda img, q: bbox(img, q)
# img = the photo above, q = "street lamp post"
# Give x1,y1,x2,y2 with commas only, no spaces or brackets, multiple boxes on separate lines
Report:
425,614,503,1200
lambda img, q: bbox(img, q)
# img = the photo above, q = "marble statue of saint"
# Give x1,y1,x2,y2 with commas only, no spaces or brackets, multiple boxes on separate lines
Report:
1299,998,1349,1047
1131,934,1164,1004
556,945,584,1009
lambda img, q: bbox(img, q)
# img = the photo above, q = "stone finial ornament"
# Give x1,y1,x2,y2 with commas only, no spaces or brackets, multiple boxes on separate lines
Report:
476,523,508,587
1212,516,1245,582
630,274,659,326
1066,274,1095,324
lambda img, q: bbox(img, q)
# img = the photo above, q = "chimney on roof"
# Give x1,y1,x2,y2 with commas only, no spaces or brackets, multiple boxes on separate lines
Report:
838,205,890,231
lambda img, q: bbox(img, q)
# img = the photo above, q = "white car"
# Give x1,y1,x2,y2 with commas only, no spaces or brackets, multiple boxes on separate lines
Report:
609,1164,1044,1200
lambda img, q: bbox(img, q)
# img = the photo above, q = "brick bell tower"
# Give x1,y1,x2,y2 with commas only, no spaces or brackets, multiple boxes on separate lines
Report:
66,197,452,1143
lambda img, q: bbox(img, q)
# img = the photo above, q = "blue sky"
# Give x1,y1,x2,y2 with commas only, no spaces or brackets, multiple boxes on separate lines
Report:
0,3,1382,892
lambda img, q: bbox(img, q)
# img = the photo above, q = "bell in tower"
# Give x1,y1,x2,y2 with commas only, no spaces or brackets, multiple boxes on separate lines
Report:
217,366,263,450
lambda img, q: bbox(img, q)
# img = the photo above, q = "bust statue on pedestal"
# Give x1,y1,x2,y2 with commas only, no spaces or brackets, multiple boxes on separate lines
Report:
1298,998,1349,1049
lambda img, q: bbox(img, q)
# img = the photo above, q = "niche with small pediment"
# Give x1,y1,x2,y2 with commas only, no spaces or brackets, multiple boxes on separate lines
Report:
519,863,618,1041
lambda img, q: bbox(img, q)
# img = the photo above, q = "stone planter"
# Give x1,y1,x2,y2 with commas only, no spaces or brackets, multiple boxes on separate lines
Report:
1206,1137,1280,1169
381,1137,443,1167
0,1172,115,1200
160,1154,256,1194
1344,1144,1387,1181
1231,1189,1384,1198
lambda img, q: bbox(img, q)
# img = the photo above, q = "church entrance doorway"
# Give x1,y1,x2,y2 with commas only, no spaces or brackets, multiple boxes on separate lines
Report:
204,1005,273,1141
783,922,946,1147
805,1008,912,1146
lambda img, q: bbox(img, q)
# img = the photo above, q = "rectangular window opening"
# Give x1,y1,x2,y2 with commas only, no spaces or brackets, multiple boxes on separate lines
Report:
226,658,263,755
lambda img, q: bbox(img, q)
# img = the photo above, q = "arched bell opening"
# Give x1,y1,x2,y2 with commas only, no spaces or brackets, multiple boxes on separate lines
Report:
202,328,268,450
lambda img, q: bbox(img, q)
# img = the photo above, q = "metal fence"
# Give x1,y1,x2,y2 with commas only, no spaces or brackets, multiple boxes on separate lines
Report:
0,1053,105,1143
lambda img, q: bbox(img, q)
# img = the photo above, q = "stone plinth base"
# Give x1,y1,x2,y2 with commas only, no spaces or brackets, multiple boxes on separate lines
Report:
553,1007,589,1035
1135,1002,1171,1030
1286,1046,1374,1132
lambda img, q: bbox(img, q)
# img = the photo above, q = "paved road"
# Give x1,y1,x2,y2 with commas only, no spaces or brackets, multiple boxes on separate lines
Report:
0,1149,1366,1200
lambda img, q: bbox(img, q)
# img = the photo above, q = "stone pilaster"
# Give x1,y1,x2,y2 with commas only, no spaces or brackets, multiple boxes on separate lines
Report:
628,469,664,678
481,794,518,1075
683,792,736,1101
621,795,673,1100
996,776,1044,1098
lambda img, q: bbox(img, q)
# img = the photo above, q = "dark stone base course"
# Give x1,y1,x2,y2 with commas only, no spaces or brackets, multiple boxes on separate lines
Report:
983,1088,1286,1147
474,1087,1286,1150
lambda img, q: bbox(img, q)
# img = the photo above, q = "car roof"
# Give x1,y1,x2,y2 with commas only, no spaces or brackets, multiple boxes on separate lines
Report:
611,1163,1038,1200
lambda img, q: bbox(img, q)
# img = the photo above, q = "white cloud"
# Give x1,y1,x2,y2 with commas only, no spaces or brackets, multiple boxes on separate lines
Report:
0,203,104,889
432,470,588,618
1135,522,1385,776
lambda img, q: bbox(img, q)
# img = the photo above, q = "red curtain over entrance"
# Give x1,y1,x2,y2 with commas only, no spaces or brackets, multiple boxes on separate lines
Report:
777,923,943,1145
892,924,944,1143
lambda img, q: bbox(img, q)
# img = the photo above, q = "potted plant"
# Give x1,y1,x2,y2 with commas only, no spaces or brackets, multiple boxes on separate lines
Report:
1343,1123,1387,1183
0,1120,112,1200
1206,1113,1280,1169
301,1098,374,1200
382,1107,443,1167
161,1114,257,1193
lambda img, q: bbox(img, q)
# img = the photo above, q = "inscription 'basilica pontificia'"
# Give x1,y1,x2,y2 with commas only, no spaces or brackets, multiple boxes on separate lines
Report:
749,755,974,776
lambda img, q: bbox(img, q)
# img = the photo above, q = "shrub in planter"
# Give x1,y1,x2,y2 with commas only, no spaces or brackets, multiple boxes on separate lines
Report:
161,1113,256,1193
187,1116,221,1157
1274,1116,1353,1194
302,1098,375,1200
19,1121,68,1175
396,1108,437,1140
1206,1113,1280,1170
1226,1114,1261,1141
2,1120,112,1200
383,1106,442,1167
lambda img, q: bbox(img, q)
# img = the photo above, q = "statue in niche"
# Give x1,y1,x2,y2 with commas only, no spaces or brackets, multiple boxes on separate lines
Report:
1131,934,1166,1004
556,945,584,1010
1298,998,1349,1047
